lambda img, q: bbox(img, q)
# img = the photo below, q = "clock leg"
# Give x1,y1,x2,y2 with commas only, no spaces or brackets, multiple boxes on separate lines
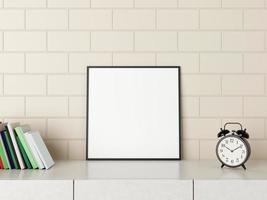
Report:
242,164,246,170
221,164,225,168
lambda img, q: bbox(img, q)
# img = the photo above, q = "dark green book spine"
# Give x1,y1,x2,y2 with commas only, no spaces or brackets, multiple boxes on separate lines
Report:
5,130,19,169
16,136,32,169
1,131,14,169
0,137,9,169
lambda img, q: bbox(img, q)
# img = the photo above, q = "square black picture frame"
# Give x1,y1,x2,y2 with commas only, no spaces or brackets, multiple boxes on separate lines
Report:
86,66,181,160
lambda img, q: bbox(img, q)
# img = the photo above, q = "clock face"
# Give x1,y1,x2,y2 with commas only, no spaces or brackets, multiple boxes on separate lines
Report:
216,135,250,167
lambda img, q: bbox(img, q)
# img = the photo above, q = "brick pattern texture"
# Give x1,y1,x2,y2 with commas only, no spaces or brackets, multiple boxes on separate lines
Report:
0,0,267,160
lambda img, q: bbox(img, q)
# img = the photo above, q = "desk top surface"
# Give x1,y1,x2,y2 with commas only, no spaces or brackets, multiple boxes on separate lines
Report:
0,160,267,180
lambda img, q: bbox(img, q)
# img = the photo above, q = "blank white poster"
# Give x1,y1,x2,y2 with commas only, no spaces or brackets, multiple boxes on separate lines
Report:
87,67,180,159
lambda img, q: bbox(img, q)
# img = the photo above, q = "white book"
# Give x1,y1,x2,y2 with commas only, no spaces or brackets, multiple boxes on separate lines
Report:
25,133,45,169
7,123,25,169
27,131,54,169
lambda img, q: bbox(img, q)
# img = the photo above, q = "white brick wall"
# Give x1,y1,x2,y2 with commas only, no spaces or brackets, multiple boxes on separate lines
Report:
135,0,176,8
0,54,24,73
26,9,68,30
4,0,46,8
91,31,133,51
179,32,221,51
179,0,221,8
47,75,86,95
26,97,68,117
4,32,46,51
69,9,112,30
222,0,264,8
47,118,85,139
114,9,155,30
200,10,243,30
91,0,133,8
0,10,24,30
113,53,155,65
244,10,267,29
1,0,267,160
244,53,267,73
26,53,68,73
222,32,265,51
157,9,199,30
200,97,243,117
48,0,90,8
69,53,112,72
183,119,221,139
200,53,243,73
182,75,221,95
0,97,24,117
135,31,177,51
182,97,199,117
4,75,46,95
157,53,199,73
47,32,90,51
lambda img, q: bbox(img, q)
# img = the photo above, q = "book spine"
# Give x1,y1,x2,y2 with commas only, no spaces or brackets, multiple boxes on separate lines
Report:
0,156,3,169
1,131,15,169
7,124,25,169
0,136,10,169
25,134,45,169
15,136,32,169
31,132,54,169
5,130,19,169
15,128,38,169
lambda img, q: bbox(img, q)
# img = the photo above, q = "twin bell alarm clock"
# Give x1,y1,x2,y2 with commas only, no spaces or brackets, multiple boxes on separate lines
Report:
216,122,251,170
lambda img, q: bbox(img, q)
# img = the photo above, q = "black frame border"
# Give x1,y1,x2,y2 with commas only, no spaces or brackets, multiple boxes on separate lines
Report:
86,66,181,160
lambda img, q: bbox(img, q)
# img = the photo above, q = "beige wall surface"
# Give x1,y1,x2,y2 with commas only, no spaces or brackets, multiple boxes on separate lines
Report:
0,0,266,160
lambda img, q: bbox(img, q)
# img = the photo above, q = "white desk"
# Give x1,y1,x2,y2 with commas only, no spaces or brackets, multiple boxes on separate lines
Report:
0,160,267,200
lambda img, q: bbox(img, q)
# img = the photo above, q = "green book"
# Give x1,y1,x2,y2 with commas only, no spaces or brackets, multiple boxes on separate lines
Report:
15,127,37,169
0,136,9,169
4,130,19,169
15,136,32,169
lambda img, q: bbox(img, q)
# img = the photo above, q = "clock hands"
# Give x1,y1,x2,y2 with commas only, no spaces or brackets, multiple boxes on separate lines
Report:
232,145,242,152
224,145,232,152
224,145,242,153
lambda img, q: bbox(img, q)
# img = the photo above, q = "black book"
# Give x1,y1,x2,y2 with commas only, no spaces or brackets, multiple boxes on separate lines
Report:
1,131,15,169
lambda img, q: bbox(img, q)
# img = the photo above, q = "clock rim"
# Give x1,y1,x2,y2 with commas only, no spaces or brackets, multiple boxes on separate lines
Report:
216,134,251,168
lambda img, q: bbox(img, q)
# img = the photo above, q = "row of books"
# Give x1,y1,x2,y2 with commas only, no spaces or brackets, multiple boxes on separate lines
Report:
0,122,54,170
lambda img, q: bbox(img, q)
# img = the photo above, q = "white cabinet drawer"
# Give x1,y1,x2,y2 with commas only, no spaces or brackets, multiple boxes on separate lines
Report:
0,180,73,200
195,180,267,200
75,180,192,200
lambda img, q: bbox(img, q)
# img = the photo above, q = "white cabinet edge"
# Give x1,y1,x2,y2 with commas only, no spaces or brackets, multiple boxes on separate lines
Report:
0,180,73,200
75,180,193,200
